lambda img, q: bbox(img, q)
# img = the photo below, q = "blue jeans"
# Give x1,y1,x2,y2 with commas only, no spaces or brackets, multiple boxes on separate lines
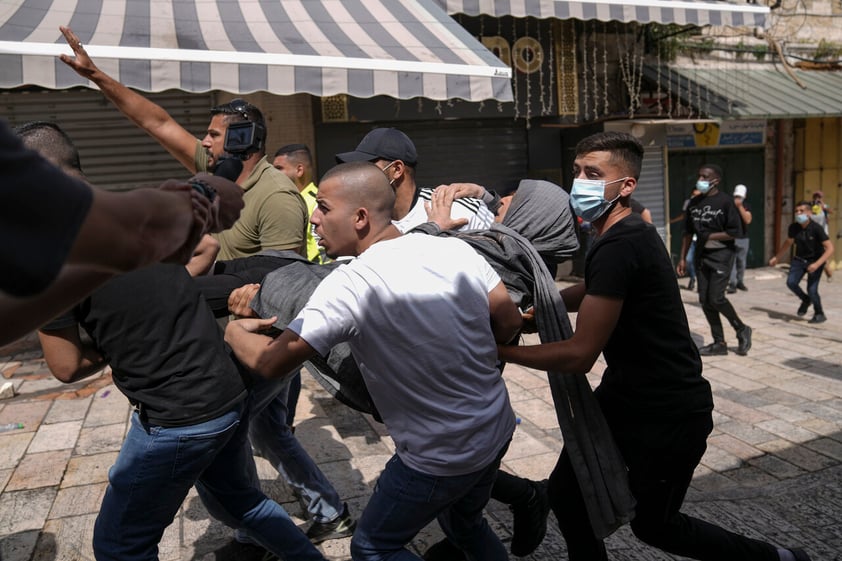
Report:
351,445,509,561
729,238,749,286
686,240,697,281
248,373,343,523
94,404,324,561
787,257,824,314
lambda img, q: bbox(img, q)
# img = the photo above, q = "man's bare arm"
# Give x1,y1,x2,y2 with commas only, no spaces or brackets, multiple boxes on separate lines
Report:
59,26,198,171
498,293,623,375
71,174,243,273
488,281,522,344
225,317,316,380
38,324,107,384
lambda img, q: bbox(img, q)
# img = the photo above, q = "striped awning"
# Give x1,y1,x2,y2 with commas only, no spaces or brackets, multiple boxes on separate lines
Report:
438,0,770,27
0,0,513,102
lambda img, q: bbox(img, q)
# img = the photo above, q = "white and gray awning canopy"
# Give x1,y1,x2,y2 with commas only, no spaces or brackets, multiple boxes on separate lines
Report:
0,0,513,102
437,0,769,27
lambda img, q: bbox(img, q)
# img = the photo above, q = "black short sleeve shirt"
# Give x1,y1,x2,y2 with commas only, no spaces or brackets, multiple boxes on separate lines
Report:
789,220,829,262
586,214,713,422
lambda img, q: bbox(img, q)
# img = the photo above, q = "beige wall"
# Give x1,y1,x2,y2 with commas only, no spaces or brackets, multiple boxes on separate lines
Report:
215,92,317,168
793,117,842,271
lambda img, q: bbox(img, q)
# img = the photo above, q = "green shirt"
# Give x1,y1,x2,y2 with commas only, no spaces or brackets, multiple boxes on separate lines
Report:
194,142,308,261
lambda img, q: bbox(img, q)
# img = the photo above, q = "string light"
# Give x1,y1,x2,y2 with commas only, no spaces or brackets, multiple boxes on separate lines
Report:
603,22,609,117
572,23,578,124
582,22,589,121
537,17,548,116
592,20,598,119
547,21,555,115
524,17,532,128
512,16,520,121
656,37,663,116
498,17,504,114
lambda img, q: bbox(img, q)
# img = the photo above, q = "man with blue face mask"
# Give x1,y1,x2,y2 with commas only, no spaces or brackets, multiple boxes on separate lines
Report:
677,164,752,356
499,132,811,561
768,201,834,323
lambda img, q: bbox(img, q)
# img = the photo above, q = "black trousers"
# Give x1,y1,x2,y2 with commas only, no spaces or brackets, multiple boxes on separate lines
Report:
696,247,745,343
548,413,780,561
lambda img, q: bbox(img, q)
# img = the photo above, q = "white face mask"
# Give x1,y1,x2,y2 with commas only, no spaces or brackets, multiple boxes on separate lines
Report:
569,177,628,222
380,161,396,187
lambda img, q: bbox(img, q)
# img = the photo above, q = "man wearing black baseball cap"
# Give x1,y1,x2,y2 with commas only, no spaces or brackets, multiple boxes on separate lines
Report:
336,128,498,232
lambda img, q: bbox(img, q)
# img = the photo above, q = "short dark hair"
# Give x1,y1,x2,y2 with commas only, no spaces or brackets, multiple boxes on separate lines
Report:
699,163,723,180
14,121,82,174
274,143,313,167
575,132,644,179
796,200,813,209
211,97,265,127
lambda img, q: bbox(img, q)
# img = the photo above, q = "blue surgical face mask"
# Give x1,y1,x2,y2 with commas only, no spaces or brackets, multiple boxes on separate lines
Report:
570,177,628,222
696,180,712,194
795,213,809,225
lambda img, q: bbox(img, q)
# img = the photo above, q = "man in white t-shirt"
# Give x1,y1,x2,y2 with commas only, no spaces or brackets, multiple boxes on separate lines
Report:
335,127,498,232
225,161,522,561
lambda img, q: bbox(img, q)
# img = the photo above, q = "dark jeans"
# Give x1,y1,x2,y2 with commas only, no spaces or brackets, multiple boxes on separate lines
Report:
787,257,824,314
351,444,509,561
696,248,745,343
548,414,779,561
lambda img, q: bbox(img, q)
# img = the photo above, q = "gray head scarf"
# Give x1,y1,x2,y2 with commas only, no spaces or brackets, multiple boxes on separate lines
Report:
502,179,579,264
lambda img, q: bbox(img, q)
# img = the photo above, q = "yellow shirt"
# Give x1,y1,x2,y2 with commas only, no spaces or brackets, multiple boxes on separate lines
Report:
301,182,325,263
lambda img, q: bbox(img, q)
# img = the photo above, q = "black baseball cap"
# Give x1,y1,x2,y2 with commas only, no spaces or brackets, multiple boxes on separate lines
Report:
335,128,418,166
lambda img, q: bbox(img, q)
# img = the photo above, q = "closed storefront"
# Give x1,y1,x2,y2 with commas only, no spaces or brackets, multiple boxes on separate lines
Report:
315,119,529,195
3,88,211,190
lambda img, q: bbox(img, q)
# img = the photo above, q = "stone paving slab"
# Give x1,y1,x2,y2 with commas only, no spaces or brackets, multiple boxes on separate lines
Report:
1,267,841,560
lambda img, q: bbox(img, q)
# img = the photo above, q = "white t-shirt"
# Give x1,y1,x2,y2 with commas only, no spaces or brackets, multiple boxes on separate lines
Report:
392,187,496,234
288,234,514,476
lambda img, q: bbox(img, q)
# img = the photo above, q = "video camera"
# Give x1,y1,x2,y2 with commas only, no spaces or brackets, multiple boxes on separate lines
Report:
223,120,266,160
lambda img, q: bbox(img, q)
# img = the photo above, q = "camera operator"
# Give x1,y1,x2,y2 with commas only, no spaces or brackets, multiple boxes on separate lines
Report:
59,26,308,262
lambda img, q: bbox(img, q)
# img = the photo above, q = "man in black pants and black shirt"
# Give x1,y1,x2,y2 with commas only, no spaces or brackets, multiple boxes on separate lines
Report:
769,201,835,324
499,132,811,561
678,164,752,356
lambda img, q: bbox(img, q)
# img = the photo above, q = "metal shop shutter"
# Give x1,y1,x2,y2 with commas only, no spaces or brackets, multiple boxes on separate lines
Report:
316,119,529,196
2,88,213,190
637,144,668,243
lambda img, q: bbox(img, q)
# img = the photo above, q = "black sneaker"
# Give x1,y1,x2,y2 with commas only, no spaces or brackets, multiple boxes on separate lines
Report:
797,299,810,316
510,479,550,557
726,285,737,294
698,342,728,356
808,313,827,324
422,538,466,561
736,283,748,291
736,326,752,356
306,503,356,544
687,278,695,291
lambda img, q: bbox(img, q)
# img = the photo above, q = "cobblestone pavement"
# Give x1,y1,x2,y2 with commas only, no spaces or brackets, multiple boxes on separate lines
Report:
1,266,840,561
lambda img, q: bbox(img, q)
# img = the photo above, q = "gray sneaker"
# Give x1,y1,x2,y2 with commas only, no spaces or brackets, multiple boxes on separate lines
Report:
306,503,356,543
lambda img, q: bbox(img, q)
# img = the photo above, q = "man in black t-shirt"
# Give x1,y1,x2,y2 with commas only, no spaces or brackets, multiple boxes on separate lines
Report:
499,132,810,561
769,201,835,324
677,164,752,356
38,265,326,561
30,122,325,561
